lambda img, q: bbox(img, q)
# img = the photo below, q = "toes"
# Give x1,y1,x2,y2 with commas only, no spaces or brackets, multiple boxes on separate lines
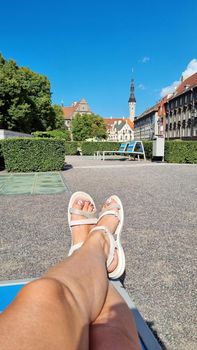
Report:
87,202,94,212
103,197,117,210
73,198,84,210
83,200,91,212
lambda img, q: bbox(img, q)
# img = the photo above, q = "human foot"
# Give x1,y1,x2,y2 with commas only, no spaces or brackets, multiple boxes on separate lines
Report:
68,192,97,255
98,197,120,272
90,195,125,279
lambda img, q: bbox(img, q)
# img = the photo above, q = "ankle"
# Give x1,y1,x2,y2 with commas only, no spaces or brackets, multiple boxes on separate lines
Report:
88,229,109,260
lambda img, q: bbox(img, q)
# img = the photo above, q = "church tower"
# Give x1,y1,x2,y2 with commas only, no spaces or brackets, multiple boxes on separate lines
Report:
128,79,136,121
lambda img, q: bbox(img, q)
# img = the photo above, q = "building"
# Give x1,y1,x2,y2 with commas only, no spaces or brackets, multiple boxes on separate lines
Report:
134,105,159,140
105,79,135,141
62,98,92,129
165,73,197,139
134,72,197,140
104,118,134,141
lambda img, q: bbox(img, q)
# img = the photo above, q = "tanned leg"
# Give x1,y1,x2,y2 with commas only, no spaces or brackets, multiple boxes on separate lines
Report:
0,199,111,350
90,282,141,350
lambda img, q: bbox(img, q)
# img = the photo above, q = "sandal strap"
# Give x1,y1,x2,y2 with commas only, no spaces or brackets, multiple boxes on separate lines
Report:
90,226,116,267
68,242,84,256
69,207,97,218
70,218,97,227
99,210,120,222
100,203,120,214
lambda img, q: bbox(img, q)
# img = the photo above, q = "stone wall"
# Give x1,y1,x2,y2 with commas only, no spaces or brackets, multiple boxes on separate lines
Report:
0,129,32,140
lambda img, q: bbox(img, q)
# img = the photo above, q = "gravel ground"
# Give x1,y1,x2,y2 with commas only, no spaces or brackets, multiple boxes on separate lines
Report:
0,156,197,350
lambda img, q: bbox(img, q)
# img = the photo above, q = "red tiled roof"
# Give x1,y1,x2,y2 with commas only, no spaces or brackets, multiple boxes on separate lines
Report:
104,118,134,131
104,118,124,125
126,120,134,129
175,72,197,96
62,103,79,120
157,96,168,117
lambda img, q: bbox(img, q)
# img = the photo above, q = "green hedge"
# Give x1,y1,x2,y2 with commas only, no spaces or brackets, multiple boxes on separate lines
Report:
33,130,71,141
0,140,5,169
65,141,79,155
142,141,153,159
2,138,65,172
165,141,197,163
81,142,120,155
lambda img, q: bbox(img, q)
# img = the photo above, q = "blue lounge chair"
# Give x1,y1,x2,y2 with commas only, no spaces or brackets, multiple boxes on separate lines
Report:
100,141,146,161
95,142,128,160
0,279,162,350
124,141,146,160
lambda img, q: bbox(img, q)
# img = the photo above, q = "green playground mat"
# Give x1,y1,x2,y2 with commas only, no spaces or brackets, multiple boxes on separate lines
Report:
0,173,68,195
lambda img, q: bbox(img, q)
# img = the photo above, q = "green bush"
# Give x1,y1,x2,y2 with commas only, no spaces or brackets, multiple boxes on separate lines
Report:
0,140,5,169
2,138,65,172
143,141,153,159
65,142,79,155
165,141,197,163
33,130,71,141
81,142,120,155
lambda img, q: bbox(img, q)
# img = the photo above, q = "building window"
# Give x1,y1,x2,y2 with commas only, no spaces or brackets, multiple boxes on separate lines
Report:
182,120,186,129
169,123,172,130
173,122,176,130
187,118,191,128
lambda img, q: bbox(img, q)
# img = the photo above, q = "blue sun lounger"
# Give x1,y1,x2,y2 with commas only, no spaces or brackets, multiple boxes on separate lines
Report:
0,279,162,350
123,141,146,161
96,141,146,161
95,142,128,160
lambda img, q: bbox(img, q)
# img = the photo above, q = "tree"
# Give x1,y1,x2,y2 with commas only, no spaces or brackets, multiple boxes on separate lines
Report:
51,104,65,130
71,113,107,141
0,52,56,133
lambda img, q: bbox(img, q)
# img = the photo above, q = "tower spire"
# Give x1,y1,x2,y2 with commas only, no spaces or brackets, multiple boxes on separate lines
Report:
128,79,136,121
128,79,136,103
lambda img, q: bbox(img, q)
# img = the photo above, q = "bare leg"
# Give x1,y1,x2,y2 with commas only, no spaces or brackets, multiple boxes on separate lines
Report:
90,197,141,350
90,283,141,350
0,200,112,350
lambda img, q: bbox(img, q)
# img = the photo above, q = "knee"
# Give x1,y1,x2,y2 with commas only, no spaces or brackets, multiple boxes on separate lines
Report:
19,278,65,303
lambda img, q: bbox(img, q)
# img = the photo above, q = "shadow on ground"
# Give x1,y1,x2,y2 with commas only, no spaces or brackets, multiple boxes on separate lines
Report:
63,163,73,171
146,321,167,350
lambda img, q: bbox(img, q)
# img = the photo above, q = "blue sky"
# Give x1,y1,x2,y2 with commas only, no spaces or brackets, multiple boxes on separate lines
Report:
0,0,197,118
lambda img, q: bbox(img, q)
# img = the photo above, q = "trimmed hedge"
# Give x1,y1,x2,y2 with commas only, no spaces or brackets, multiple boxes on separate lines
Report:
2,138,65,172
33,130,71,141
165,141,197,163
0,140,5,169
81,142,120,155
65,141,79,155
142,141,153,159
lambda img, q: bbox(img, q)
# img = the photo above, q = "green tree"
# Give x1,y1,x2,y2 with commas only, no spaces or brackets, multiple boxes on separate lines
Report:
71,113,107,141
51,104,65,130
0,52,55,133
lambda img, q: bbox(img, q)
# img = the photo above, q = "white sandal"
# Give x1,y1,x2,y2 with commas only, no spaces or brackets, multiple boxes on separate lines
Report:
94,195,125,279
90,223,125,280
68,191,97,256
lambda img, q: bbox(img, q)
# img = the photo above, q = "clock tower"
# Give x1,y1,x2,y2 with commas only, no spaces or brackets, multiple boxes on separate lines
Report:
128,79,136,121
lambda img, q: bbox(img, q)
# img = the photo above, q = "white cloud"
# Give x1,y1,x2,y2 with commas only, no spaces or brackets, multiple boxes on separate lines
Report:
160,80,180,97
139,56,150,64
182,59,197,78
138,83,146,90
160,58,197,97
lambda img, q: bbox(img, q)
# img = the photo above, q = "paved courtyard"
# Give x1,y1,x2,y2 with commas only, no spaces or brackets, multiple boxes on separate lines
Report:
0,156,196,350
